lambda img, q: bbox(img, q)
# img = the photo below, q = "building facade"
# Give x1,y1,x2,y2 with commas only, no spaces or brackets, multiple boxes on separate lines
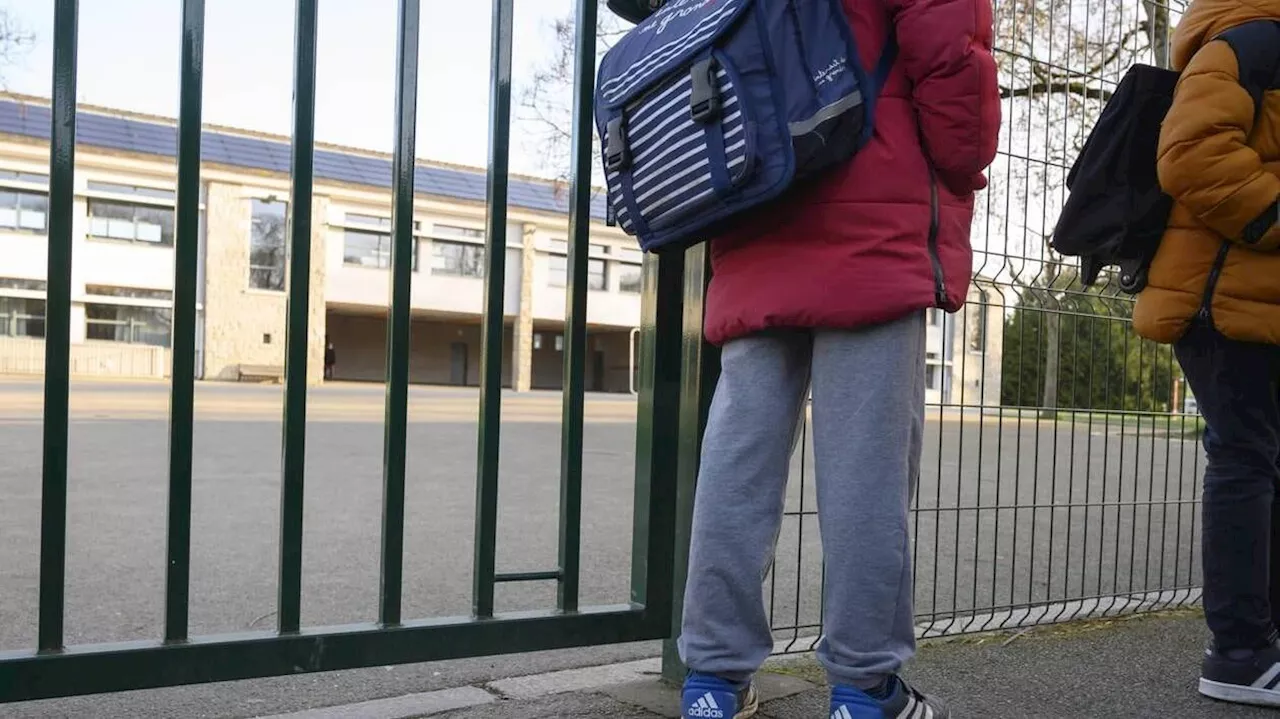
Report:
0,95,998,399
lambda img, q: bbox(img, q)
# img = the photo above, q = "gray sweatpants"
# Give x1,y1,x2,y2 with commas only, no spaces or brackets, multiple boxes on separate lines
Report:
677,313,925,689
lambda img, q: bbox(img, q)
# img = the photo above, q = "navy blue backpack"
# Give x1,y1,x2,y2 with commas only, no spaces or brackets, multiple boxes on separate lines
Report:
595,0,896,252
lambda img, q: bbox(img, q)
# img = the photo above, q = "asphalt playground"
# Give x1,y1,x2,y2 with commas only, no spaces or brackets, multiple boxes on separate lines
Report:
0,377,1207,717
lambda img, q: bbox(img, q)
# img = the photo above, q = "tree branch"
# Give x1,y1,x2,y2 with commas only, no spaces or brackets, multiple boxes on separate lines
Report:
0,9,34,85
1000,81,1113,101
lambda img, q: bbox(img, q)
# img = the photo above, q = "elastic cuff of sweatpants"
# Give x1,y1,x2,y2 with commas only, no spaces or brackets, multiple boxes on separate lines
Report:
827,672,891,692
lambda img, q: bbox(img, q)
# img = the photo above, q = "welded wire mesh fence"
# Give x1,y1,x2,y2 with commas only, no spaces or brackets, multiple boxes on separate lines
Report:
765,0,1203,653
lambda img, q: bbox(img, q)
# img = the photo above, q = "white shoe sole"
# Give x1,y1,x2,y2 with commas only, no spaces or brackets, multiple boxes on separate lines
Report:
1200,678,1280,707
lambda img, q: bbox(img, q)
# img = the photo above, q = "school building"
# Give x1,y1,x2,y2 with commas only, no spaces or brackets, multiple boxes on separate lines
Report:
0,94,1000,401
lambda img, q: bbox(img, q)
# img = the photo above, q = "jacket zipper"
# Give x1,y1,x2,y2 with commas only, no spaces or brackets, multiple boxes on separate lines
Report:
1198,241,1231,321
926,171,947,307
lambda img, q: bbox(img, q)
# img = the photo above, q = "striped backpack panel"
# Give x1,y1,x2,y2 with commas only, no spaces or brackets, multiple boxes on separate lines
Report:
609,59,753,235
595,0,896,252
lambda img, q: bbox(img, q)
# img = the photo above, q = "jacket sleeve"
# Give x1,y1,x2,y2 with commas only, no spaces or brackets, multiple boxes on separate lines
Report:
889,0,1001,193
1157,41,1280,250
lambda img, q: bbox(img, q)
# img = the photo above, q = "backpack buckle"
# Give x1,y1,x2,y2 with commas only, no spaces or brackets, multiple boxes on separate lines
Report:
690,58,721,123
604,116,630,172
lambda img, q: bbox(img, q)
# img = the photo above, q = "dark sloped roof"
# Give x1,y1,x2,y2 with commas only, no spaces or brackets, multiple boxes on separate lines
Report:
0,99,607,220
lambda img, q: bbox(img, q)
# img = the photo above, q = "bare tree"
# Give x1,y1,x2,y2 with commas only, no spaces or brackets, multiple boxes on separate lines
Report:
1144,0,1173,67
0,8,34,86
518,12,627,185
988,0,1174,410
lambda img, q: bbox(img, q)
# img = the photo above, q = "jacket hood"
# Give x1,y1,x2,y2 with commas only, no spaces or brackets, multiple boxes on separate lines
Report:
1173,0,1280,69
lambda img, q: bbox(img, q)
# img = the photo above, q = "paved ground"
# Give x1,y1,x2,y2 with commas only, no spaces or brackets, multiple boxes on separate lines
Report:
0,378,1208,715
8,609,1265,718
429,610,1267,719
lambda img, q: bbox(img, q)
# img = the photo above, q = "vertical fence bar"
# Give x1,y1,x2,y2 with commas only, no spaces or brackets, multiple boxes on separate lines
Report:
379,0,421,628
661,244,718,680
472,0,514,621
556,0,598,616
631,248,686,627
38,0,78,654
277,0,319,635
165,0,206,644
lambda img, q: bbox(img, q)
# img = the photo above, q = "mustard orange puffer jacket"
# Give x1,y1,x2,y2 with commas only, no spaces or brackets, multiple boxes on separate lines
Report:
1133,0,1280,345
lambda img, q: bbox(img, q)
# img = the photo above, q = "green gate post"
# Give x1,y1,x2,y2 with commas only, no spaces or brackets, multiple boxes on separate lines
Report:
557,0,599,615
661,243,719,682
164,0,206,644
379,0,421,629
276,0,319,636
472,0,514,622
38,0,79,654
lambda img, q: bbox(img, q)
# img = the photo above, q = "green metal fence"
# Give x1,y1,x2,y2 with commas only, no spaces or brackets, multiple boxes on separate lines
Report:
0,0,711,702
0,0,1208,705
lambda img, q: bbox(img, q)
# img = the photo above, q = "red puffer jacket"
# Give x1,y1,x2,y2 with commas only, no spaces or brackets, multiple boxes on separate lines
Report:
703,0,1001,345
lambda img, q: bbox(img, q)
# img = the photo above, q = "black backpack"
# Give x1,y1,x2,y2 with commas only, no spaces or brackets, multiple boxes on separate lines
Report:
1053,20,1280,293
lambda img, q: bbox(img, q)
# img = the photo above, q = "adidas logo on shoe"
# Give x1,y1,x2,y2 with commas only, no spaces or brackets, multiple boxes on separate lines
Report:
687,691,727,718
831,706,855,719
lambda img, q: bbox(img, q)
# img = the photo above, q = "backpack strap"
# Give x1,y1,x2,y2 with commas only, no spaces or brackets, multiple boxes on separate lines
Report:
1214,20,1280,123
870,32,899,95
1214,21,1280,245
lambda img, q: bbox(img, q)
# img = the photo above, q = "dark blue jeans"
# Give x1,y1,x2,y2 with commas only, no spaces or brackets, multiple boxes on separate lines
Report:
1176,323,1280,651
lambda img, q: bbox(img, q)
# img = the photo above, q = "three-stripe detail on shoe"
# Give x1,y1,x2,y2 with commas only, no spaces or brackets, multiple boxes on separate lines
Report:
697,692,720,711
829,699,935,719
1252,662,1280,689
896,696,935,719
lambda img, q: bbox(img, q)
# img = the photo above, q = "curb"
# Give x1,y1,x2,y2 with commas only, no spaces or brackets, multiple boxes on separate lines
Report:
253,659,663,719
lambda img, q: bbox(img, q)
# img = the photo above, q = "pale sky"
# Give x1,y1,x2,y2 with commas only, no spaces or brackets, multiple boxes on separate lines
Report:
2,0,582,178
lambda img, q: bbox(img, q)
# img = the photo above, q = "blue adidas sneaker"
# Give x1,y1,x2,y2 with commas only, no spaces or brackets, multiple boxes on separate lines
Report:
831,677,949,719
682,672,759,719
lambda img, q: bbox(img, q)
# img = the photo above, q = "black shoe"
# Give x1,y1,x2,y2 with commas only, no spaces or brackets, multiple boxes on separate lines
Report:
1201,641,1280,707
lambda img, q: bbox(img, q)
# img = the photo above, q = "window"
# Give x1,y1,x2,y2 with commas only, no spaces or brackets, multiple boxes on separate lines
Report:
0,170,49,184
344,213,392,230
547,239,569,254
0,277,47,292
0,189,49,233
618,264,643,293
969,290,989,353
87,200,175,245
434,223,484,240
431,240,485,277
590,243,608,255
617,247,643,263
928,308,946,327
87,181,176,201
926,365,943,391
588,258,607,291
85,304,171,346
548,255,607,290
85,285,173,301
0,296,45,338
344,230,385,268
249,199,288,291
548,255,567,288
344,229,418,270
